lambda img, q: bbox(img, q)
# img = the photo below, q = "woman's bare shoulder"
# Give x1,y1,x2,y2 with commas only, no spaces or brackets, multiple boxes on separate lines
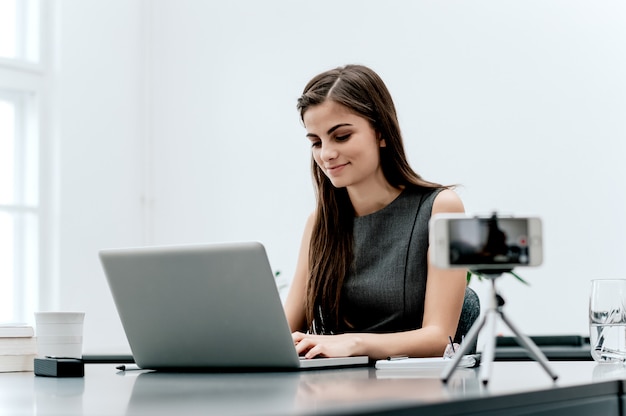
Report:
432,189,464,214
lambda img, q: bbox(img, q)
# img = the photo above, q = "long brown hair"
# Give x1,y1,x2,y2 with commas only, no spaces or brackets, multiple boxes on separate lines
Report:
297,64,446,334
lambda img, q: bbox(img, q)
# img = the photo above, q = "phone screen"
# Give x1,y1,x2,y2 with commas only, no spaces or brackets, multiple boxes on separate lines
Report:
448,217,531,266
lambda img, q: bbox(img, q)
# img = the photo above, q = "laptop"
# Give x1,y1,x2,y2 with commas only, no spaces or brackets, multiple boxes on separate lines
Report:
99,241,369,371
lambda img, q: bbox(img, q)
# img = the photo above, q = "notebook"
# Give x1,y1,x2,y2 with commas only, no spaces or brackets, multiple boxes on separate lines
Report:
99,241,369,371
375,355,480,371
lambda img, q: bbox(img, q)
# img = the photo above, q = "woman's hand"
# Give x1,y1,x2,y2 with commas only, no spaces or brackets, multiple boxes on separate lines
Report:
292,331,365,359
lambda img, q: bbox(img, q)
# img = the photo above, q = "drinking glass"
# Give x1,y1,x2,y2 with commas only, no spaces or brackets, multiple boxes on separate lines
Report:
589,279,626,363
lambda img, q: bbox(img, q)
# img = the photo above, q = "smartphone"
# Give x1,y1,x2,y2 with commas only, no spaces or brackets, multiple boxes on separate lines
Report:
429,213,543,270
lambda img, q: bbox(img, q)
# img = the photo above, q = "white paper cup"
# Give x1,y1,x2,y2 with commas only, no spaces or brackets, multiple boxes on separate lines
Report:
35,312,85,359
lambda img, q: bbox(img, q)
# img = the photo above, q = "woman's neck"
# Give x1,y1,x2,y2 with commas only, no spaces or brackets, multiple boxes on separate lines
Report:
348,182,403,217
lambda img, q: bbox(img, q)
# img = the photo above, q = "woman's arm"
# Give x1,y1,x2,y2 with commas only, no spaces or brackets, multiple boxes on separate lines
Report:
418,189,467,354
293,189,467,360
284,212,315,332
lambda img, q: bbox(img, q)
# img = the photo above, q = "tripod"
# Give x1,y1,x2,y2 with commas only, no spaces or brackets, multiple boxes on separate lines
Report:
441,270,559,385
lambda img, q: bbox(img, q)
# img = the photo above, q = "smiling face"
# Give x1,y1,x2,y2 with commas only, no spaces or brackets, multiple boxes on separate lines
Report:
303,100,386,191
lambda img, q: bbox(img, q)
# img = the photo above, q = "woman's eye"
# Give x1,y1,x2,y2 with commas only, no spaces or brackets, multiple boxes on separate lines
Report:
310,141,321,148
335,134,350,142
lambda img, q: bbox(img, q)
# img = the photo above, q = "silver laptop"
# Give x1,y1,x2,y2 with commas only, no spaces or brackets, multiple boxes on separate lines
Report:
99,241,369,371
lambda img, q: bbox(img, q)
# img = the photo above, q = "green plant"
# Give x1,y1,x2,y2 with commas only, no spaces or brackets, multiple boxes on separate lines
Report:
466,270,529,285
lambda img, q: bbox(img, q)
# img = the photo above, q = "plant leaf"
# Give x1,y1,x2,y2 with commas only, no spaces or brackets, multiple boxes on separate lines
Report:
466,270,485,283
508,270,529,285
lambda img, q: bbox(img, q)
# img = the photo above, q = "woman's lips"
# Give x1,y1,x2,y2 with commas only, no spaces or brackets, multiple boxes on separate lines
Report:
326,163,348,176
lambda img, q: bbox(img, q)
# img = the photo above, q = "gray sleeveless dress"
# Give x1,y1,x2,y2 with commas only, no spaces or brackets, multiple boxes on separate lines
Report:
338,187,442,333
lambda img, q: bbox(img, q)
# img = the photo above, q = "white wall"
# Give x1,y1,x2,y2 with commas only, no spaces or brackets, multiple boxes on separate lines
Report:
51,0,146,352
51,0,626,353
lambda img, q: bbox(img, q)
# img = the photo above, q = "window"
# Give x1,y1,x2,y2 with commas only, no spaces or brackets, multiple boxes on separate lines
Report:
0,91,39,322
0,0,43,323
0,0,39,62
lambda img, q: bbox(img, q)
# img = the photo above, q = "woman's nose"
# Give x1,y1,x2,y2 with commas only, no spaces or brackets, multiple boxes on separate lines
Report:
320,142,338,161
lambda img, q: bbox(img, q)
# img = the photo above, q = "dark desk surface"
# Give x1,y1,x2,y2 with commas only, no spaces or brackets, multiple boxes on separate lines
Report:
1,361,625,415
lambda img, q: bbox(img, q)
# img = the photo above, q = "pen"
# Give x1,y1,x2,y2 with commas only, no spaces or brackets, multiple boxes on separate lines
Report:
448,336,456,353
116,364,141,371
386,355,409,361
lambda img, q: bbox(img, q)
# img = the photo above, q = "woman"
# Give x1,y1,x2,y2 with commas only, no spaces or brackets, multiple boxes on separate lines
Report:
284,64,466,360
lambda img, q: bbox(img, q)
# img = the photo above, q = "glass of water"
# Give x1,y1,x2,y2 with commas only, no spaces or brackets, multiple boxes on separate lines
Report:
590,279,626,363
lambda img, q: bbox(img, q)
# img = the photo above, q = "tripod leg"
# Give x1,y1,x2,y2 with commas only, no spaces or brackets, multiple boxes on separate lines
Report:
441,311,487,383
479,309,498,385
441,314,487,383
499,312,559,381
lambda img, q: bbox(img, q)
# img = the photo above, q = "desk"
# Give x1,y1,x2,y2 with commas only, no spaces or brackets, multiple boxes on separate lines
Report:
1,361,625,415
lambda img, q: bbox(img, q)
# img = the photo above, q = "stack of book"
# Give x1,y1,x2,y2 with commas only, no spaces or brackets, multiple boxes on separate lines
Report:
0,323,37,372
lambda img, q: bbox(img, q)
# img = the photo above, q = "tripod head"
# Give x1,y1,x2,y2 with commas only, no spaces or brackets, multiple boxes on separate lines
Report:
469,267,514,279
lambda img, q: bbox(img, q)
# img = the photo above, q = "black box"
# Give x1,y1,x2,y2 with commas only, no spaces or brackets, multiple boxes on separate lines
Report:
34,357,84,377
